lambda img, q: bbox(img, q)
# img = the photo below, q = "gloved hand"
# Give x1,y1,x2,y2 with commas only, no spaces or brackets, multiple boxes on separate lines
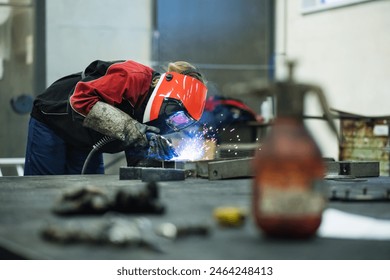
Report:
134,123,161,145
146,133,179,160
83,101,160,148
135,122,159,134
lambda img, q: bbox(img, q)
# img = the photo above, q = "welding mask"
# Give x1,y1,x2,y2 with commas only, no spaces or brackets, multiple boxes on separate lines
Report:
143,72,208,134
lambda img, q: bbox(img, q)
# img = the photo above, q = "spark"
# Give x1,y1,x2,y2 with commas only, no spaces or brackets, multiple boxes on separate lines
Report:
171,128,217,161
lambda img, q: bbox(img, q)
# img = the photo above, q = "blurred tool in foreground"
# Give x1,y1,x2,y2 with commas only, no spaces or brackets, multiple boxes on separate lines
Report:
252,61,338,239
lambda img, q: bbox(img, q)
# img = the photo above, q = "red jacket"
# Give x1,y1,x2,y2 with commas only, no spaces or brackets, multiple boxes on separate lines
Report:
70,60,154,117
31,60,157,151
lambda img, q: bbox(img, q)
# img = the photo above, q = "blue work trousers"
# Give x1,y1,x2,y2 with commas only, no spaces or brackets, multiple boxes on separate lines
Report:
24,118,104,175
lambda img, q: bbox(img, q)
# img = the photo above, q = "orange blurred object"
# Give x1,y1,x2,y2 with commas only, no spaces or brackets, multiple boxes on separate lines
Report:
252,61,336,239
252,117,326,238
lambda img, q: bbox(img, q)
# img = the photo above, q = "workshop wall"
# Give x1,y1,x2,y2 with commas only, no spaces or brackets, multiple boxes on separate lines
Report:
274,0,390,160
0,0,33,175
153,0,274,114
46,0,153,86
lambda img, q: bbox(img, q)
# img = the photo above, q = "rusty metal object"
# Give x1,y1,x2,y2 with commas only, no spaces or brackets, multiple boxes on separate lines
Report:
339,116,390,176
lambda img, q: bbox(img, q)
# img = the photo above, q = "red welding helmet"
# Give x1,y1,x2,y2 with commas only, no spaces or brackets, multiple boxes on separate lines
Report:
143,72,208,134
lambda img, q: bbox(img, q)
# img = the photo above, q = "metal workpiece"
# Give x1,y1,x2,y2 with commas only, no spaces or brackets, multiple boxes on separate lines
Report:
325,161,341,178
119,166,186,181
217,143,260,159
119,159,213,181
133,159,187,169
119,166,143,180
207,158,254,180
339,161,380,177
160,160,186,170
205,157,380,181
191,160,213,178
325,161,380,179
141,167,185,182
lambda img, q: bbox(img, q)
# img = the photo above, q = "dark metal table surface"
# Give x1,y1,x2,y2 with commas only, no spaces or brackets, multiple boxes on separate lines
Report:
0,175,389,260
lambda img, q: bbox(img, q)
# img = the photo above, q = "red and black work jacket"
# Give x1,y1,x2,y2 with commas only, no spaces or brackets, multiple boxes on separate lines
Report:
31,60,158,152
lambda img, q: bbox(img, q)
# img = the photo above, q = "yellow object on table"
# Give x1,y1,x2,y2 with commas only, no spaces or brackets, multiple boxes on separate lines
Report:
213,207,247,227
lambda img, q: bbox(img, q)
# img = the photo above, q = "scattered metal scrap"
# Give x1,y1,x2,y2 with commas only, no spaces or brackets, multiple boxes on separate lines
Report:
41,217,163,252
155,222,211,240
52,182,165,215
52,185,111,215
41,216,213,250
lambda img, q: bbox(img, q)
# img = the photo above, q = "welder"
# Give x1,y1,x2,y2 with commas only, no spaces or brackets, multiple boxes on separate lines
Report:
24,60,208,175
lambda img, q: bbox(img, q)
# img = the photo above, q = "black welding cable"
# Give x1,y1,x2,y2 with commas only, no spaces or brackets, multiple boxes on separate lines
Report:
81,136,115,175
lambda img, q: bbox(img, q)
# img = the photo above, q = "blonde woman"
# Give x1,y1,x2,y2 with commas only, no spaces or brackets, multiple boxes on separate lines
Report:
25,60,207,175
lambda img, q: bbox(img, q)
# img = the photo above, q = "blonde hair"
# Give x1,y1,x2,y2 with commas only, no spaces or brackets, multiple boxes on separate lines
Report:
152,61,206,87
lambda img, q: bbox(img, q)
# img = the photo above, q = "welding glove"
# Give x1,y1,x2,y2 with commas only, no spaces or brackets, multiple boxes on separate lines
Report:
146,133,178,160
83,101,160,148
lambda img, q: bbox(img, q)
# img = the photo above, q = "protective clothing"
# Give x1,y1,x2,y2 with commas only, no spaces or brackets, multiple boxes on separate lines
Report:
146,133,178,160
25,59,202,175
143,72,208,134
83,101,160,148
24,118,105,175
83,102,177,160
31,60,156,151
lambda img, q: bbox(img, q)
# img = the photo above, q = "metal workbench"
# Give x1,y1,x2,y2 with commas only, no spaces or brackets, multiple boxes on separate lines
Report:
0,175,389,260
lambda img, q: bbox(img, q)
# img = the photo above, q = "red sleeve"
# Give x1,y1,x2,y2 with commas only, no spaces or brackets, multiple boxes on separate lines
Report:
70,61,153,116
